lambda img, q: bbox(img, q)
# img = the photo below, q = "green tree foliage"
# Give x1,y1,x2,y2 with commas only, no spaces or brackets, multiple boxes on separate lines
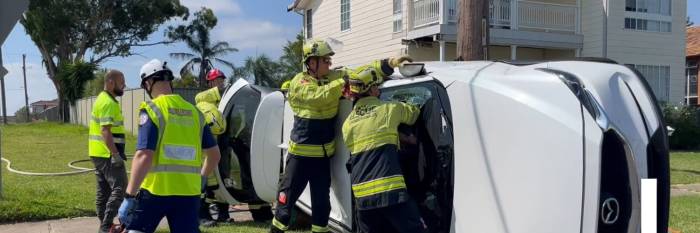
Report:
232,32,304,88
168,7,238,87
20,0,188,121
664,105,700,150
239,55,286,88
279,32,304,80
173,72,200,88
84,69,107,97
56,61,97,105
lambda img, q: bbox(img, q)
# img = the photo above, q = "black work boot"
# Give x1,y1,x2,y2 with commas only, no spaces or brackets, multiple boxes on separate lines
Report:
269,227,285,233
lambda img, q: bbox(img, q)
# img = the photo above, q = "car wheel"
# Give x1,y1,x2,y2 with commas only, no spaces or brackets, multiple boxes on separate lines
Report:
250,205,274,222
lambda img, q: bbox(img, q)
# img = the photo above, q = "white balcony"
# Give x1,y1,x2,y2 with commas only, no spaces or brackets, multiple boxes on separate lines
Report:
411,0,579,34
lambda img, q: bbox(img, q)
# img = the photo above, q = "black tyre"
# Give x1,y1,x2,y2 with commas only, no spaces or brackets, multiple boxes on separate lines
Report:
251,205,274,222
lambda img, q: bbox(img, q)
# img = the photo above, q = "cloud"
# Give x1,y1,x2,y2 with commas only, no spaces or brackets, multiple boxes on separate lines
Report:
0,62,58,115
179,0,242,16
213,19,296,57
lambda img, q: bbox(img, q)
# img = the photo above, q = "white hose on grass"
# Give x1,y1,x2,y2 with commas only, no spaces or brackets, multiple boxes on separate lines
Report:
1,154,134,176
1,157,94,176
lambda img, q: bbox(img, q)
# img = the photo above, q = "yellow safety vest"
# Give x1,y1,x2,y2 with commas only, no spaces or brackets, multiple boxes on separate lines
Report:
88,91,125,158
139,94,205,196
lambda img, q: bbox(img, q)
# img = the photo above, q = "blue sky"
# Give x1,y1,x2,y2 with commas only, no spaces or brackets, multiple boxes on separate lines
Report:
0,0,301,114
1,0,699,115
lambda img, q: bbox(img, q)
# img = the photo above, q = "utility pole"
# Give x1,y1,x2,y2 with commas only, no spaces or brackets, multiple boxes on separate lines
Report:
23,54,29,121
0,48,7,125
456,0,489,61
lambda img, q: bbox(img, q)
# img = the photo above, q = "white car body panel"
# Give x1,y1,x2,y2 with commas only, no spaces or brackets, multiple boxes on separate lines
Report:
216,61,669,233
250,91,285,203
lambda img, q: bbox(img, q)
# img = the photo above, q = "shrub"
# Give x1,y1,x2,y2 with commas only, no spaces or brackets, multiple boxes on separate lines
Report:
663,105,700,150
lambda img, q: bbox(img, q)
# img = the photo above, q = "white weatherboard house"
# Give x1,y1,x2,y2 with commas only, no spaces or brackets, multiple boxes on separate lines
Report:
287,0,686,104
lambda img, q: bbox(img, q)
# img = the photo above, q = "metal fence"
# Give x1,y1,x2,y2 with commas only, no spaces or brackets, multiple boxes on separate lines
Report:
35,106,60,122
70,87,204,134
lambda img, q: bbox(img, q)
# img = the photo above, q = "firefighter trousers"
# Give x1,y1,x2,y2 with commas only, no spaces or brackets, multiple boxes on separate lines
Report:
272,154,331,232
357,200,427,233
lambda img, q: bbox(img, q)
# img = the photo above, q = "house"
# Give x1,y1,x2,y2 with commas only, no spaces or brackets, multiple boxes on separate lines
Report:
288,0,686,104
30,99,58,114
685,26,700,105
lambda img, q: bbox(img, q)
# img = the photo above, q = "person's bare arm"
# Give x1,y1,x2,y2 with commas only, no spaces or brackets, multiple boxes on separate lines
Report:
126,149,154,195
201,146,221,177
101,125,119,155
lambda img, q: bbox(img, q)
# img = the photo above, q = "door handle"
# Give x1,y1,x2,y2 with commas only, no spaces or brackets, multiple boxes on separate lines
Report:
277,143,289,150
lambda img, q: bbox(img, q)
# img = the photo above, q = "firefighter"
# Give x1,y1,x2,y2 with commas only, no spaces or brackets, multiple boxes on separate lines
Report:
270,38,411,233
196,68,232,226
342,65,427,233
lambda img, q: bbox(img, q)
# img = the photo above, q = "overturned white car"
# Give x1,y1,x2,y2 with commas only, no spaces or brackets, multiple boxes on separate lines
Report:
212,60,670,233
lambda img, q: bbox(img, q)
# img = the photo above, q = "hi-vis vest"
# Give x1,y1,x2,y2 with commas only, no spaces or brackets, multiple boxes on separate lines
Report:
89,91,125,158
140,94,205,196
286,59,394,157
341,96,420,209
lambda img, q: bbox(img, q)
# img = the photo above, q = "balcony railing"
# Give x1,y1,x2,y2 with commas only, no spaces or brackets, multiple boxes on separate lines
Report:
412,0,578,33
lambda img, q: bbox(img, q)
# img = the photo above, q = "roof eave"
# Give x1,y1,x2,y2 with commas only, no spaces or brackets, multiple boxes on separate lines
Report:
287,0,310,12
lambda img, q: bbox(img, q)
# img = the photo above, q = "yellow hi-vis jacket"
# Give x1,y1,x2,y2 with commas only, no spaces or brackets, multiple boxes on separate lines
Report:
89,91,125,158
341,96,420,210
139,94,206,196
195,87,226,135
287,59,394,157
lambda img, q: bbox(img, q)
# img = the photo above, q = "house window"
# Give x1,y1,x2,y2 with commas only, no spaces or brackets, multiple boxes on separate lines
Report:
393,0,403,32
624,18,671,32
306,9,313,39
686,60,698,105
341,0,351,31
625,0,671,15
629,64,671,102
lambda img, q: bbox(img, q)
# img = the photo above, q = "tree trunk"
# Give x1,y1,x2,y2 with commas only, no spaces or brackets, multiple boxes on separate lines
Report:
456,0,489,61
198,59,208,88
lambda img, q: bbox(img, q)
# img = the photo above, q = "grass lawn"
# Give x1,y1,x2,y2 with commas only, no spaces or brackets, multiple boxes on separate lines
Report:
669,195,700,233
0,122,136,223
670,152,700,185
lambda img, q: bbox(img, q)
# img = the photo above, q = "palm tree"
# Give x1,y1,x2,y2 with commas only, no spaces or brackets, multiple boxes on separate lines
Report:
168,8,237,87
238,55,285,88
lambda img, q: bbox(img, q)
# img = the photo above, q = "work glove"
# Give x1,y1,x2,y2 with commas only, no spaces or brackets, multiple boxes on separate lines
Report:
388,56,414,68
110,153,124,167
118,196,135,224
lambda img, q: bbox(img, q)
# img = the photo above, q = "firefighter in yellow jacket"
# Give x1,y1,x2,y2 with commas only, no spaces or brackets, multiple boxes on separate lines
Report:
270,38,412,233
342,66,427,233
196,68,231,227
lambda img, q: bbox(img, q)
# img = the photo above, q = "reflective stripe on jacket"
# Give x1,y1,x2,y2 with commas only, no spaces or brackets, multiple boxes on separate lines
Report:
140,94,205,196
342,96,420,209
89,91,125,158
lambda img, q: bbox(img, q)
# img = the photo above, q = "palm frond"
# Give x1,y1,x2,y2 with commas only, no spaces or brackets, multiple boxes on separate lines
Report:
169,52,196,60
214,58,235,70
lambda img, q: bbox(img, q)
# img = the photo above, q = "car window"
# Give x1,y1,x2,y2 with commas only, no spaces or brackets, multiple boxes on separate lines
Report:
381,86,433,108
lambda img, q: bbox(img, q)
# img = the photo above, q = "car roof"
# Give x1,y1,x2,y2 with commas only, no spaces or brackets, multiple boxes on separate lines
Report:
382,61,498,88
